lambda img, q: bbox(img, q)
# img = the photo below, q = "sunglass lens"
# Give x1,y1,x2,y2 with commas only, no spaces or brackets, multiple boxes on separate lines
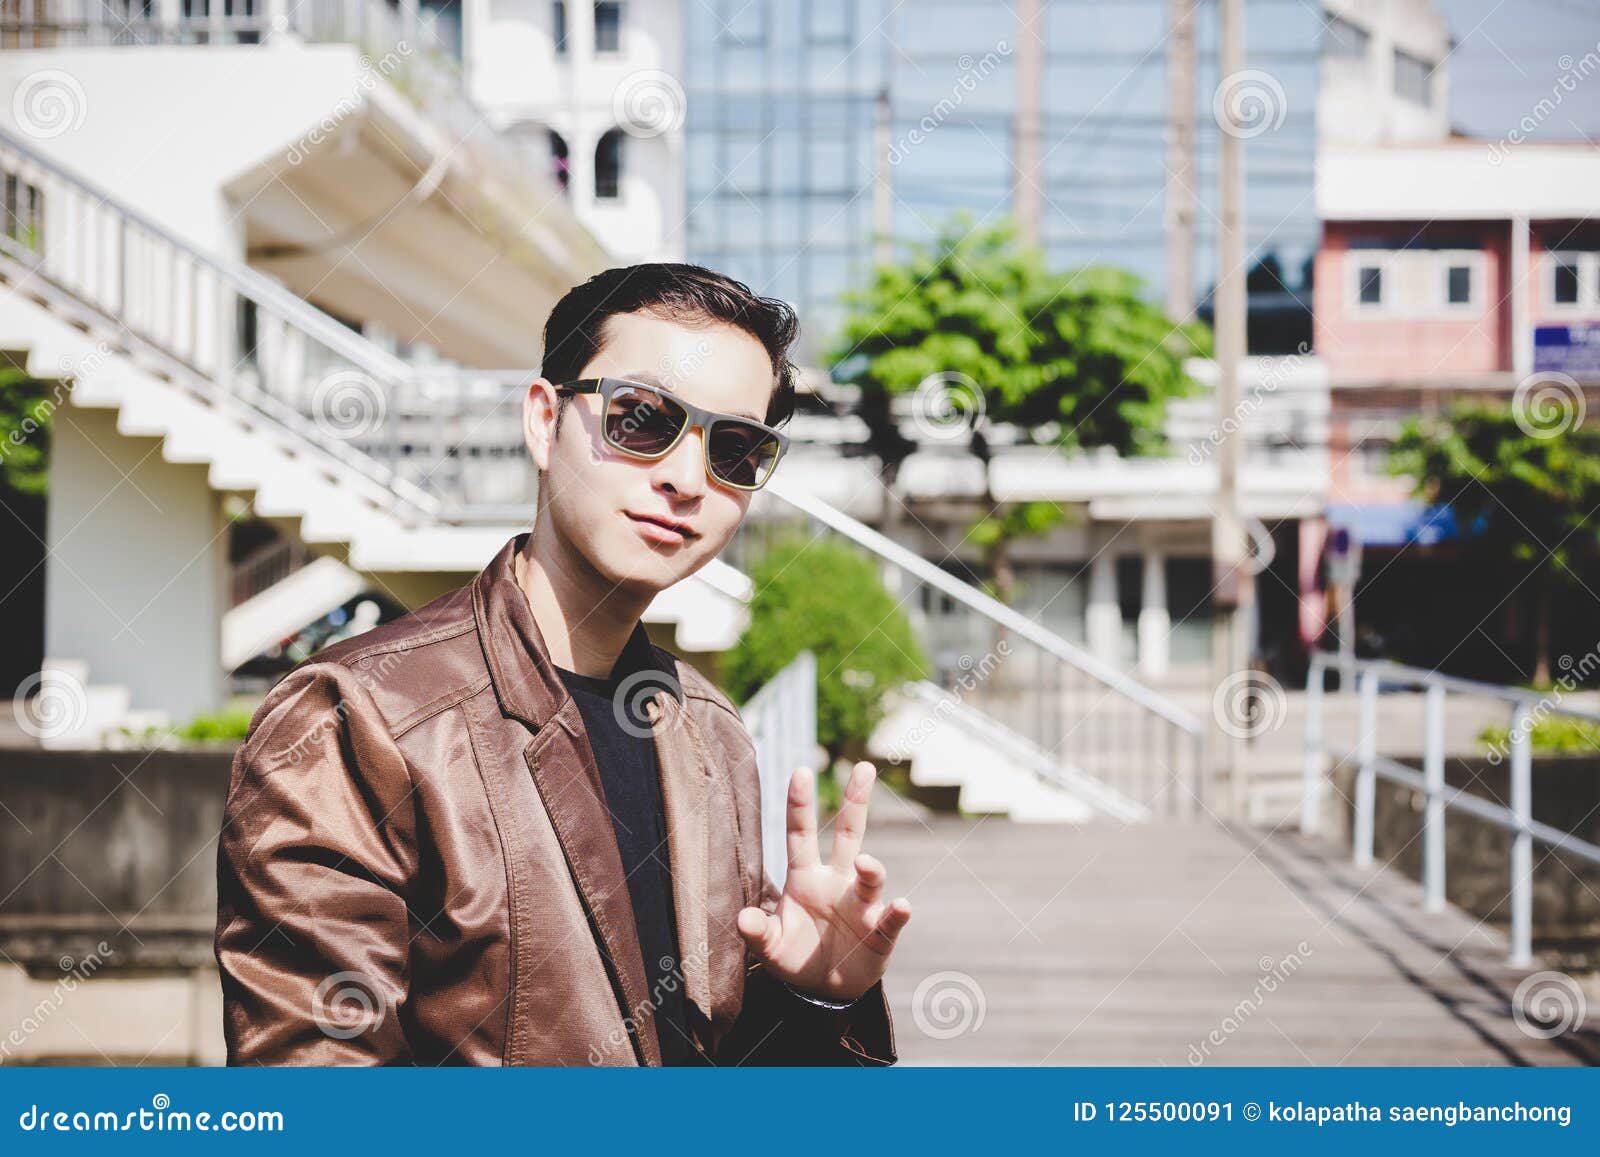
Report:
605,385,685,457
708,422,781,489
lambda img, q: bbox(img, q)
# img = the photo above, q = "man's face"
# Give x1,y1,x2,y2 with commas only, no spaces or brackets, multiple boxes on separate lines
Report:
527,310,776,595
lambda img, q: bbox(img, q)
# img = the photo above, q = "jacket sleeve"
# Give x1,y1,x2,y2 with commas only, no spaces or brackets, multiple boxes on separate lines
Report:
712,871,898,1067
215,662,418,1065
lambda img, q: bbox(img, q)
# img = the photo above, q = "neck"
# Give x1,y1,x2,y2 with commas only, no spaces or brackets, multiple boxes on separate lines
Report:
515,515,651,679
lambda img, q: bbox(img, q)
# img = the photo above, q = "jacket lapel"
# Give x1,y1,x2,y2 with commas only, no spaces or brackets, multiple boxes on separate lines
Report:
650,690,711,1024
473,535,662,1065
523,701,662,1067
654,684,750,1038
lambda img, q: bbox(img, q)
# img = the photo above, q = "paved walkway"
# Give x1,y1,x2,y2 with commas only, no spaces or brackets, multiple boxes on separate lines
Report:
869,804,1600,1066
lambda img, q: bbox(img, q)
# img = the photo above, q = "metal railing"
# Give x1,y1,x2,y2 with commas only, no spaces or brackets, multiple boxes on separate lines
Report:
748,478,1208,818
0,119,546,516
0,0,575,246
740,650,817,890
1302,650,1600,965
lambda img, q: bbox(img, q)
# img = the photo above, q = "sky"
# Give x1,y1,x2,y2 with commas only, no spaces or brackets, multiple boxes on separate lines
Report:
1436,0,1600,141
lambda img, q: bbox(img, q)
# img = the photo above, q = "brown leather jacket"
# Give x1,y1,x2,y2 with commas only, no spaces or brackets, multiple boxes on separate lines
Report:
215,534,895,1066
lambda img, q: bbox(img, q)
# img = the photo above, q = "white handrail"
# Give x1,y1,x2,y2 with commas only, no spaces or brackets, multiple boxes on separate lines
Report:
766,475,1205,736
741,650,817,889
1302,649,1600,966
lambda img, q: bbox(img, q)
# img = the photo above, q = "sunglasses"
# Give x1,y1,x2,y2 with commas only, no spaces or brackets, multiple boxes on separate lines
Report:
555,377,789,491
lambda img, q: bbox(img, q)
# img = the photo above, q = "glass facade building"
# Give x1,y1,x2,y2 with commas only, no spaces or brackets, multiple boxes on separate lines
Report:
684,0,1320,360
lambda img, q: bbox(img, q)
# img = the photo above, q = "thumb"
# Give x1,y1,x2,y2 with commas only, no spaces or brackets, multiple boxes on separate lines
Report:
737,906,782,963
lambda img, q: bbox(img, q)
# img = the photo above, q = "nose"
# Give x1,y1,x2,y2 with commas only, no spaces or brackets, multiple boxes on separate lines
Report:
652,424,707,500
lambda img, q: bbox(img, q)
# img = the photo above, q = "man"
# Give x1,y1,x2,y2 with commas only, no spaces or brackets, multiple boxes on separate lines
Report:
215,264,911,1066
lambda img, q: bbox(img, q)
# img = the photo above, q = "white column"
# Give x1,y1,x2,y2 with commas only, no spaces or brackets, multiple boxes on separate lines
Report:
1137,550,1170,679
1086,551,1122,664
1511,215,1532,378
44,407,228,724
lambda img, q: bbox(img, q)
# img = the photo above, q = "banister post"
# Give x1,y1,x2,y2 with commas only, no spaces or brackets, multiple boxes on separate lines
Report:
1301,654,1323,835
1353,668,1377,869
1508,702,1533,967
1423,682,1446,913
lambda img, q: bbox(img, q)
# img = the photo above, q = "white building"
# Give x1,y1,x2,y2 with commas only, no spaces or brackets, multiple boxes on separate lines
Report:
469,0,687,264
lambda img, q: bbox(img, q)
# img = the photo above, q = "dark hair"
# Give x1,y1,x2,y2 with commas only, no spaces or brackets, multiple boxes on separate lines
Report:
540,262,799,428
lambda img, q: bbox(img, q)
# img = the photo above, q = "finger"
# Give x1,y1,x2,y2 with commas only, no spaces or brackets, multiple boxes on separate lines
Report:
737,906,783,964
852,853,886,907
828,760,876,871
786,767,821,871
866,897,912,956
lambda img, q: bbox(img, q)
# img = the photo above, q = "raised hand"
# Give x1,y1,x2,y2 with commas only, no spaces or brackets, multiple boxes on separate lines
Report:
735,761,912,1002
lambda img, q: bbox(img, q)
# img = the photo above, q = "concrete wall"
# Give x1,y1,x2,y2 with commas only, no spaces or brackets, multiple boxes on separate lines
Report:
0,746,230,1065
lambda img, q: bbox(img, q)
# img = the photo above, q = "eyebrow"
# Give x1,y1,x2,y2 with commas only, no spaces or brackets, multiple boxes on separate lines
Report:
618,370,764,423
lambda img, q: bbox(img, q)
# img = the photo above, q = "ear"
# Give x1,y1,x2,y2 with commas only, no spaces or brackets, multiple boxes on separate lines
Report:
523,377,561,472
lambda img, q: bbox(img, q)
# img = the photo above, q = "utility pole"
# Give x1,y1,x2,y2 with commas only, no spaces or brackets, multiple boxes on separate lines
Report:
1013,0,1043,243
1164,0,1197,321
1211,0,1253,821
873,85,893,267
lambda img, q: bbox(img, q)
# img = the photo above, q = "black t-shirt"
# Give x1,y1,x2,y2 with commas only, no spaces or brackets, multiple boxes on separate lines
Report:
554,655,697,1066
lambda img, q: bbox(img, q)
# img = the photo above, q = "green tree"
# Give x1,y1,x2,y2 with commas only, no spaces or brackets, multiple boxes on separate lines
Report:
1389,400,1600,685
723,536,927,762
829,217,1209,601
0,365,52,496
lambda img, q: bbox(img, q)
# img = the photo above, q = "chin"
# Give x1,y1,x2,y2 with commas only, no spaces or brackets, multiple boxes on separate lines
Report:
595,541,703,595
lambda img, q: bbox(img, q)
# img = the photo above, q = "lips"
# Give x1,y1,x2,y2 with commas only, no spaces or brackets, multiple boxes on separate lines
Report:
625,511,698,542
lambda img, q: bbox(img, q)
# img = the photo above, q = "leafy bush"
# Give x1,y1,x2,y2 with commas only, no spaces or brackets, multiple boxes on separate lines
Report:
1479,713,1600,756
722,536,928,759
176,708,256,744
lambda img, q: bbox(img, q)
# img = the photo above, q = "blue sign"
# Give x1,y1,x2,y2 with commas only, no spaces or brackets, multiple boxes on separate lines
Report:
1534,324,1600,377
3,1067,1596,1153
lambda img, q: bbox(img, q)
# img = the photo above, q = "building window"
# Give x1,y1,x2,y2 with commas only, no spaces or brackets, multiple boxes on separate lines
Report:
595,128,624,199
719,0,764,45
1393,49,1434,106
1322,13,1369,59
594,1,622,54
1357,263,1384,306
808,0,850,44
549,129,570,192
1349,249,1485,316
552,1,567,55
1547,251,1600,311
1554,258,1582,305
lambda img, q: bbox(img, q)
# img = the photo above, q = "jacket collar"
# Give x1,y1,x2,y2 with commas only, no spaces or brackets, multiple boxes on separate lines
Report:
470,532,682,731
